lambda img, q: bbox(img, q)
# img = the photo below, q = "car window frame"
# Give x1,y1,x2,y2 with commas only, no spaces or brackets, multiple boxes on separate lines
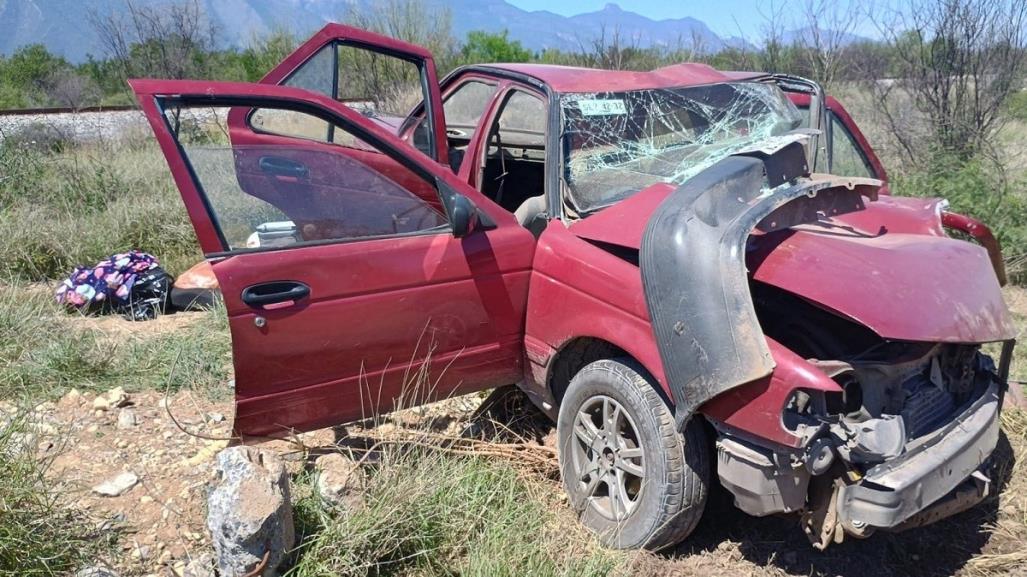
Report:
247,40,440,157
826,110,877,179
476,86,548,199
160,95,455,258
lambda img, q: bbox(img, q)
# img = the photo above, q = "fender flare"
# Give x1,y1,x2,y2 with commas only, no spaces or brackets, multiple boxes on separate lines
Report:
640,151,879,430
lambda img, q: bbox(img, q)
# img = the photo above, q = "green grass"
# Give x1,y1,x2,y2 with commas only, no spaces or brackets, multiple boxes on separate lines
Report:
0,136,203,281
288,448,623,577
0,284,231,404
0,415,117,575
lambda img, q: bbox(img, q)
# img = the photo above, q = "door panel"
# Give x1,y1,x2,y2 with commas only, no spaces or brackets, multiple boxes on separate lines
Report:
130,79,534,436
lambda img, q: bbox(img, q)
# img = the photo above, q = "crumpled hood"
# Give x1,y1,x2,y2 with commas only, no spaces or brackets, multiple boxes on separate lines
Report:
569,186,1014,344
747,199,1015,343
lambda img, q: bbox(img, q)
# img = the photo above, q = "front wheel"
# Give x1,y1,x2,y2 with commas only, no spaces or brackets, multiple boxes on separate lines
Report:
557,358,709,550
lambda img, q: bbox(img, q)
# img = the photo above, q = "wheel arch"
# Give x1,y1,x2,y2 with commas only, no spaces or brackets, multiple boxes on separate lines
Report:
546,336,673,410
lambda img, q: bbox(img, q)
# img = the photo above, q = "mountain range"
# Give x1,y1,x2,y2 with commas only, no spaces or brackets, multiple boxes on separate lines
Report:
0,0,762,63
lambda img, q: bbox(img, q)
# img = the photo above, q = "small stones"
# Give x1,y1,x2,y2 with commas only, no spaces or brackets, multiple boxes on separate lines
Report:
59,388,83,409
117,409,138,429
129,545,151,561
314,452,364,511
205,412,225,423
92,471,139,497
181,552,215,577
75,567,119,577
94,387,131,412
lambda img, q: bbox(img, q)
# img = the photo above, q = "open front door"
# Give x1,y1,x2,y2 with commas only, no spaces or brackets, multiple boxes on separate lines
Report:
131,79,534,437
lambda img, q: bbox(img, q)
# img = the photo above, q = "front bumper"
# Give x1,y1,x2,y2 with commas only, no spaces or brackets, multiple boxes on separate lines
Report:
835,380,1001,530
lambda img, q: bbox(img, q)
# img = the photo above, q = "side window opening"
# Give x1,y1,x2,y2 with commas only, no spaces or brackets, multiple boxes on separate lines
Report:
250,43,432,154
480,90,547,224
828,113,875,179
410,79,498,172
165,103,449,252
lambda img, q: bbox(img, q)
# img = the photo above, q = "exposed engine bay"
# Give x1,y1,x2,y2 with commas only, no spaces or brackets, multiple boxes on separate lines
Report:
714,284,1008,549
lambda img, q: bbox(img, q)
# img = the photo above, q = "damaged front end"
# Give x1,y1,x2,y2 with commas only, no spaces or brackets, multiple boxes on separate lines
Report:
636,142,1015,548
712,340,1009,549
562,79,1015,548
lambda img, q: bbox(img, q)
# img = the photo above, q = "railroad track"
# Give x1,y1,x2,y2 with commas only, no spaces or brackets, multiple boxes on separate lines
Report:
0,104,137,116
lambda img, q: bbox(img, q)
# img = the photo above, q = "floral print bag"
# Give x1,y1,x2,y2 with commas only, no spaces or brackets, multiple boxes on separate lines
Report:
55,250,172,321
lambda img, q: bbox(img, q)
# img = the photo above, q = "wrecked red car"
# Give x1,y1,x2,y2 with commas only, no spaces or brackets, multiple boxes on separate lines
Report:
131,24,1016,550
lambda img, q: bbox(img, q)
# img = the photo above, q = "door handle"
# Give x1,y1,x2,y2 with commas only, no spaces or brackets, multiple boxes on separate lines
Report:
240,281,310,309
258,156,309,179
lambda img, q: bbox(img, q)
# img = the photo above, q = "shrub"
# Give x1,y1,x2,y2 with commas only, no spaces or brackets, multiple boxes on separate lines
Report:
289,448,621,577
891,153,1027,283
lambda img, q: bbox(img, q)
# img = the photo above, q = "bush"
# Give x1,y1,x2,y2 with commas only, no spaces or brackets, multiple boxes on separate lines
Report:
290,449,621,577
0,416,116,574
891,153,1027,283
0,137,203,281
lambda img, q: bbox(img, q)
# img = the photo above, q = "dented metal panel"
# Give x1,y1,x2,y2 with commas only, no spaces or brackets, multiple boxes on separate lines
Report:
640,154,882,428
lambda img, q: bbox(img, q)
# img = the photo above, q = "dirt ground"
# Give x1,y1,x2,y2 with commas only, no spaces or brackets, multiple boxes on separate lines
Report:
24,289,1027,577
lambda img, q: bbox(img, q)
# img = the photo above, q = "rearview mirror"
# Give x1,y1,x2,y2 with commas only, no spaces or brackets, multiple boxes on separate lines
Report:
446,192,479,238
438,179,487,238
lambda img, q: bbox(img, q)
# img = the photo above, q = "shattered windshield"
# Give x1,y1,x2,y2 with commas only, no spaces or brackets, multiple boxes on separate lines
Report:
560,82,803,214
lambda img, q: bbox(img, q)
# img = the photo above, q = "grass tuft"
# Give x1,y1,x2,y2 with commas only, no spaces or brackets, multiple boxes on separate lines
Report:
288,447,623,577
0,415,117,575
0,283,232,404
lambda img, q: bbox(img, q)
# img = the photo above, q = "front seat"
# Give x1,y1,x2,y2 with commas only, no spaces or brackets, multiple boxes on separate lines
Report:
514,194,547,237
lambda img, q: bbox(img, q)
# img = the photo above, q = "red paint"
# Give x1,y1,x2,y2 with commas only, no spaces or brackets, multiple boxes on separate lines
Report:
702,338,843,449
486,63,752,92
132,25,1014,452
942,211,1007,286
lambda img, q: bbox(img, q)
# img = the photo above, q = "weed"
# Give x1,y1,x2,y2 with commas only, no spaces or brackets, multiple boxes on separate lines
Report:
0,137,202,281
0,415,117,575
0,284,231,403
289,447,622,577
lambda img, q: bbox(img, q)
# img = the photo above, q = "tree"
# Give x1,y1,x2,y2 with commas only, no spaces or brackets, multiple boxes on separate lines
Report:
0,45,77,107
864,0,1027,162
89,0,219,82
342,0,458,73
460,30,532,64
794,0,860,87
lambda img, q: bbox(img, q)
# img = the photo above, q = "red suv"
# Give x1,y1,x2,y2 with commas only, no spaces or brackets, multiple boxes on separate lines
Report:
132,24,1015,550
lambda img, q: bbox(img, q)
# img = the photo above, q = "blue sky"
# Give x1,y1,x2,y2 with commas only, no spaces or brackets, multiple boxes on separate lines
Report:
506,0,878,40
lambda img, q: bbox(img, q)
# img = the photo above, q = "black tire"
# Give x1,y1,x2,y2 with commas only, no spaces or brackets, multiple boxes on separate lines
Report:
557,358,709,550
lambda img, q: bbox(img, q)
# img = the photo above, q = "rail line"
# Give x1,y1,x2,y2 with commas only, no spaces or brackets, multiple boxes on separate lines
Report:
0,105,137,116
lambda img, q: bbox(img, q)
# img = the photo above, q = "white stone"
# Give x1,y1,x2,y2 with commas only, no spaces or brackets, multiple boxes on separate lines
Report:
91,472,139,497
207,447,294,577
117,409,137,429
314,452,364,511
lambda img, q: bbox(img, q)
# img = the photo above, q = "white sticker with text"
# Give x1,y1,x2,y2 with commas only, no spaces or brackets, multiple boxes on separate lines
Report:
577,99,628,116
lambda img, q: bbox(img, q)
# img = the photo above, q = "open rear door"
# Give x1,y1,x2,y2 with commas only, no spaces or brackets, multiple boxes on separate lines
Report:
250,23,449,166
131,79,534,437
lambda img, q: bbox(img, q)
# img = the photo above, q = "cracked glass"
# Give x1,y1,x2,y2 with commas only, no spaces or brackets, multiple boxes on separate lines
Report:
560,82,803,214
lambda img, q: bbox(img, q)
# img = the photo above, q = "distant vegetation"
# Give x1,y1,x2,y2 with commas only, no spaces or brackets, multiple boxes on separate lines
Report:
3,0,1027,280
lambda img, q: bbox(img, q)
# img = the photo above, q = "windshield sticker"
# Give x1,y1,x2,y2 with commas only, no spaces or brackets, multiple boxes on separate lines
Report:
578,99,628,116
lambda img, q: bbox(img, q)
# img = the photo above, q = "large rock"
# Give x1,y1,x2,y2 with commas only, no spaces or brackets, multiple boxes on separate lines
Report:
314,452,363,511
207,446,294,577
